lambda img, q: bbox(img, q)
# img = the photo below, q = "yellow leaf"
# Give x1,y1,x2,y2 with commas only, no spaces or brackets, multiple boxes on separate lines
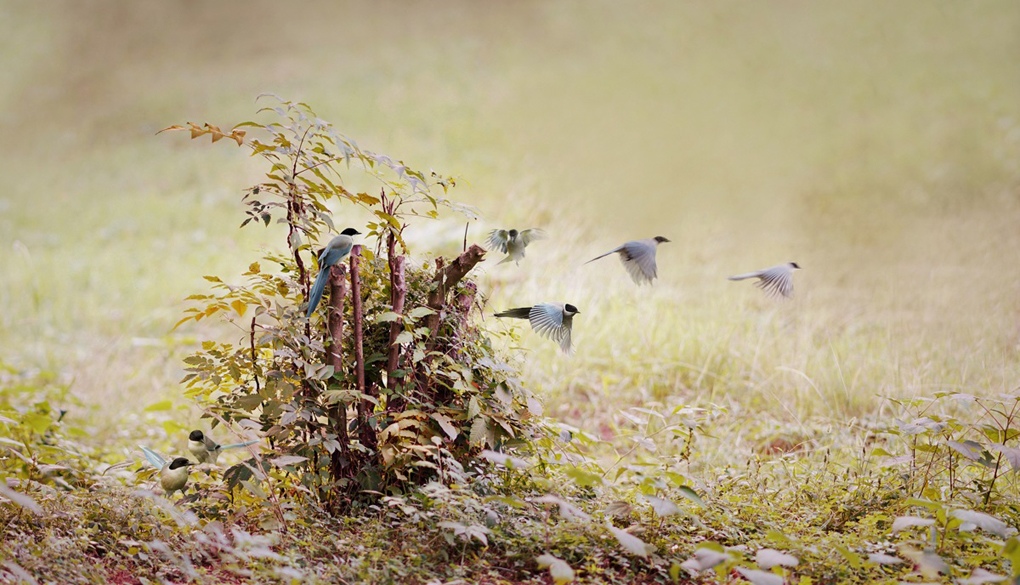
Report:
231,300,247,317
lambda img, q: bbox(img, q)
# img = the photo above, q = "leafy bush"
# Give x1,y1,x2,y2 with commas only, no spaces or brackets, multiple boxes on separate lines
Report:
163,97,542,511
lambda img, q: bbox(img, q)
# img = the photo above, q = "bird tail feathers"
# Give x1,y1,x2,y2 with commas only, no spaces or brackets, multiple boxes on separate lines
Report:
728,272,760,281
139,445,166,469
584,248,619,265
494,307,532,320
221,440,259,451
305,267,330,318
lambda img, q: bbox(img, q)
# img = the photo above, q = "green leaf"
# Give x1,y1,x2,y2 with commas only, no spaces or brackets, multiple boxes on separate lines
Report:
606,523,653,557
735,567,783,585
536,554,574,584
469,417,488,446
756,548,798,569
892,515,935,533
642,495,679,517
833,544,863,569
22,412,52,434
677,485,706,508
564,466,604,487
407,306,436,319
431,413,459,441
269,455,308,468
394,331,413,345
143,400,174,412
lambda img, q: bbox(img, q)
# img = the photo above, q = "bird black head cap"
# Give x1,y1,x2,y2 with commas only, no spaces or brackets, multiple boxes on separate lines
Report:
169,458,194,470
341,227,361,236
654,236,671,243
564,304,580,314
189,430,204,442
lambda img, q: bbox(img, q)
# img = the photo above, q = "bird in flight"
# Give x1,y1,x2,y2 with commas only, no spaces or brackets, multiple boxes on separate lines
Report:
495,302,580,354
486,228,547,266
306,227,361,318
728,262,801,298
585,236,670,285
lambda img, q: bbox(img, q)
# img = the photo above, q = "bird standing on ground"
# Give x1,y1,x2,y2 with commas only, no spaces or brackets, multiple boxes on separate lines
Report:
187,430,258,465
728,262,801,298
495,303,580,354
306,228,361,318
139,446,194,497
585,236,670,285
486,228,546,266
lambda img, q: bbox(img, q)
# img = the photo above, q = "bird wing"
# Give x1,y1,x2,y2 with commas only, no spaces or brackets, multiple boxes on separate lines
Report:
320,235,354,267
486,229,510,254
204,436,220,451
518,228,547,247
558,318,573,355
529,304,571,353
618,240,658,285
139,445,166,469
754,265,794,298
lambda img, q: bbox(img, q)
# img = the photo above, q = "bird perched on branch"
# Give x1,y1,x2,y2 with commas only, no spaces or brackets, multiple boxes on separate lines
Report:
728,262,801,298
486,228,546,266
495,303,580,354
585,236,670,285
187,430,258,465
306,227,361,318
139,446,194,497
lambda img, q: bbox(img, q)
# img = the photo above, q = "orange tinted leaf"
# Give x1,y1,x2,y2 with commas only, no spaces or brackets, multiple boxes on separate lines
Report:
171,316,193,331
156,125,185,135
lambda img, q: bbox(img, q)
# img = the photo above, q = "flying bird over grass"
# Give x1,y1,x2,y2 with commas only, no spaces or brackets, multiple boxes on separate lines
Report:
486,228,547,265
495,302,580,354
306,228,361,318
728,262,801,298
139,445,194,497
585,236,670,285
187,430,258,465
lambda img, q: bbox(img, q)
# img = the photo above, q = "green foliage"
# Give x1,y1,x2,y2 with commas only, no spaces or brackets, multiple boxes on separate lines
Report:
165,97,539,510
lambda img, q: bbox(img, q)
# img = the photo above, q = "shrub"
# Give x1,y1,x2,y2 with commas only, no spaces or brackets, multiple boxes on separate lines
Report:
163,96,541,512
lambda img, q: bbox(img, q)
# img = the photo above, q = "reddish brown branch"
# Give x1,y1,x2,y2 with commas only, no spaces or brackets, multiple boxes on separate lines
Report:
425,245,487,337
349,246,375,448
386,255,407,386
326,263,350,476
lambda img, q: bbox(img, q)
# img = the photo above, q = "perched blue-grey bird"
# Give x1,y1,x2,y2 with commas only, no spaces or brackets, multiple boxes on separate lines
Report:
728,262,801,298
306,228,361,318
187,430,258,465
486,228,546,265
139,445,194,497
495,303,580,354
585,237,670,285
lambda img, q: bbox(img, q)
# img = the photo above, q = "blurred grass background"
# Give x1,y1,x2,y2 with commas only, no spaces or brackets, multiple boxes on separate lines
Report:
1,1,1018,462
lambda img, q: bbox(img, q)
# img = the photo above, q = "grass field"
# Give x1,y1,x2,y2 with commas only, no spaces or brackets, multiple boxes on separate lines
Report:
2,2,1020,583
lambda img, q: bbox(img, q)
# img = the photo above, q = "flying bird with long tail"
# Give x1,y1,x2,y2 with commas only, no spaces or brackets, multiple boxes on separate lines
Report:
495,302,580,354
728,262,801,298
585,236,670,285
